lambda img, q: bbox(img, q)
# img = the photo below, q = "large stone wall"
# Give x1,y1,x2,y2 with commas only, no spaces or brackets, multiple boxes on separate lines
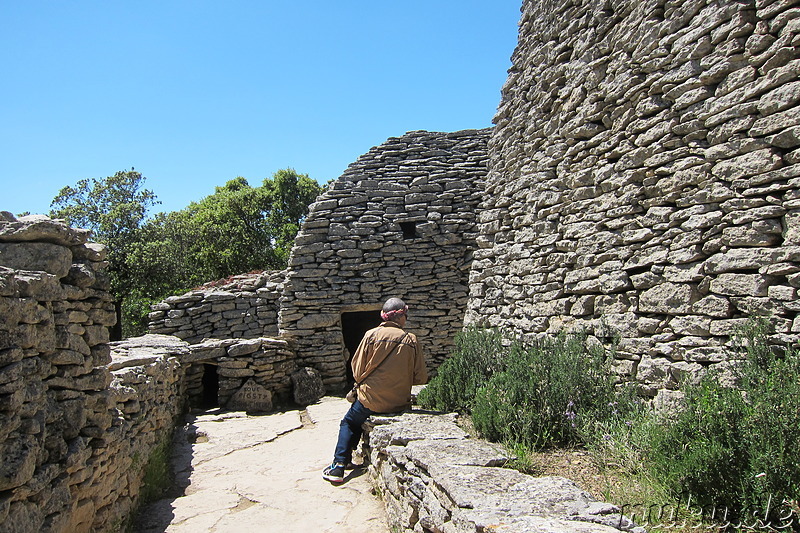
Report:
0,214,187,532
148,270,285,344
466,0,800,400
279,129,490,391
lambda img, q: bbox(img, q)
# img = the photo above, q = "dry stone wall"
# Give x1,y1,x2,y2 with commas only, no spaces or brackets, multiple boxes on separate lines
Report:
98,335,187,531
363,412,639,533
147,270,285,344
467,0,800,400
0,214,187,532
182,336,298,410
280,129,490,391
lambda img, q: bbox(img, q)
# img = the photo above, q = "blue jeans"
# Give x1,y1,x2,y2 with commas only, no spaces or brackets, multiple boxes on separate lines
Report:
333,399,375,466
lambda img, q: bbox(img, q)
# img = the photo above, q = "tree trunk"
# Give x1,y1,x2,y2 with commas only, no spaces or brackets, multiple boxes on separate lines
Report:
111,300,123,341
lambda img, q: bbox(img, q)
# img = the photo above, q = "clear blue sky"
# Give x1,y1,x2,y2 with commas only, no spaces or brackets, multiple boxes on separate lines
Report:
1,2,520,217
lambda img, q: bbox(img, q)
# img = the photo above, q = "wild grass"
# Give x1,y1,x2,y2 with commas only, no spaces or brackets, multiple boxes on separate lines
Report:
137,433,174,506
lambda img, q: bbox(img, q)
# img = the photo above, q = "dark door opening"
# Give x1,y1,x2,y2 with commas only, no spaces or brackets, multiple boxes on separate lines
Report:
201,363,219,408
341,310,382,385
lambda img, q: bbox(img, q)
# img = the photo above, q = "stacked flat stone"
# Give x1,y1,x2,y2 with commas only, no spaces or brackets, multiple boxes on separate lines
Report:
183,337,297,409
466,0,800,402
362,412,638,533
280,129,490,391
0,214,187,532
147,270,285,343
97,335,187,530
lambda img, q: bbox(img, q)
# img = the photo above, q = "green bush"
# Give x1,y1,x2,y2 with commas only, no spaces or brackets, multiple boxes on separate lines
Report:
417,327,509,413
471,333,637,450
644,319,800,520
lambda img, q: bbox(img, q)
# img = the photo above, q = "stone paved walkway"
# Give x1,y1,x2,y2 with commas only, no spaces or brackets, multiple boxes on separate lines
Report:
134,397,388,533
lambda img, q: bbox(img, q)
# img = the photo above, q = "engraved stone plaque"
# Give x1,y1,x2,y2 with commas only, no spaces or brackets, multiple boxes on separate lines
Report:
226,378,273,414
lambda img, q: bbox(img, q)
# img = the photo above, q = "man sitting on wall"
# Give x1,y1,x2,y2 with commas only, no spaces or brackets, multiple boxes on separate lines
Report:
323,297,428,483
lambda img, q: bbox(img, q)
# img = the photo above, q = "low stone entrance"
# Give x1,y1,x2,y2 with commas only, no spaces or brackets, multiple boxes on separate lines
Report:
200,363,219,408
341,310,382,384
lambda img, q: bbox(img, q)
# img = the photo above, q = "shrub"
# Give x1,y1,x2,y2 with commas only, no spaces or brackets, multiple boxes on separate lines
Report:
471,332,636,450
417,327,509,413
644,319,800,521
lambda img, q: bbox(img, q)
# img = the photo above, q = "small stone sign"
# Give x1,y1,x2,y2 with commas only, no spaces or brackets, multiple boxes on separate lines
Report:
226,378,273,414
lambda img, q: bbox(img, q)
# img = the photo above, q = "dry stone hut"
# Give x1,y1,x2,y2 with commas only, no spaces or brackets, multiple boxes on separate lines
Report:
279,129,490,391
146,0,800,405
465,0,800,404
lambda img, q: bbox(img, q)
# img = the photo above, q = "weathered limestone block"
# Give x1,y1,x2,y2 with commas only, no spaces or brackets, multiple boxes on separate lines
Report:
71,242,107,262
670,361,705,388
703,247,783,273
639,283,698,314
0,434,39,491
722,220,783,246
669,316,712,336
750,104,800,136
63,263,96,288
226,378,273,413
709,273,773,296
226,338,262,356
0,214,90,246
364,411,634,533
217,366,255,378
711,148,783,180
636,356,674,391
290,367,325,406
0,243,73,278
3,500,45,533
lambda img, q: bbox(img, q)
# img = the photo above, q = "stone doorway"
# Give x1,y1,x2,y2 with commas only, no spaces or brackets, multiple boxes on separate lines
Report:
341,310,382,384
200,363,219,408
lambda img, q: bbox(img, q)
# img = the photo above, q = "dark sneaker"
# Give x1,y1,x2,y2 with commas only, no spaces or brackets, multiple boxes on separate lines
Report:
323,463,345,483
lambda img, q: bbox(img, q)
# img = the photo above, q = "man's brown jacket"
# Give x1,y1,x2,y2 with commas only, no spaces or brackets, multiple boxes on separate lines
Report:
351,320,427,413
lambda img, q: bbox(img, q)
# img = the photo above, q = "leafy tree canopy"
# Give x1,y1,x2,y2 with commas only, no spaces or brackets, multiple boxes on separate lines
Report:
49,167,324,338
50,169,159,297
174,167,323,279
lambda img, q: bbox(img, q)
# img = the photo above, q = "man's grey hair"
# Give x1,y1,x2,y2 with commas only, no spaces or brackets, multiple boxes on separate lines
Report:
382,297,407,313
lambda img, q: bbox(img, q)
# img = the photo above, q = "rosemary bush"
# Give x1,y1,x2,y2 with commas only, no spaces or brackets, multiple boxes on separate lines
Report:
645,319,800,519
417,327,509,413
471,332,636,450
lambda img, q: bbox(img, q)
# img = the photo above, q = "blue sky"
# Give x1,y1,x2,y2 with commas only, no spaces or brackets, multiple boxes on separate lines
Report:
1,2,520,217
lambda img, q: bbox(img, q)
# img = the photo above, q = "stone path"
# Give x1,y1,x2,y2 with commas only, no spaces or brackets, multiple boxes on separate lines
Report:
134,397,388,532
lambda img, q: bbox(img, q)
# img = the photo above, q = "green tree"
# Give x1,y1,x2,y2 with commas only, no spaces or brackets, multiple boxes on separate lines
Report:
267,168,325,258
51,167,323,338
183,168,323,277
123,168,324,335
50,169,159,338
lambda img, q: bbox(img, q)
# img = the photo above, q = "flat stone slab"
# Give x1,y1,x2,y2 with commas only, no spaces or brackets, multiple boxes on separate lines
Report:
134,489,242,532
109,335,190,370
366,411,468,448
185,410,302,467
399,438,509,470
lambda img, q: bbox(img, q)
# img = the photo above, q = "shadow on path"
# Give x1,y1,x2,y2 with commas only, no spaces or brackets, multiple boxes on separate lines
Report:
132,398,387,533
